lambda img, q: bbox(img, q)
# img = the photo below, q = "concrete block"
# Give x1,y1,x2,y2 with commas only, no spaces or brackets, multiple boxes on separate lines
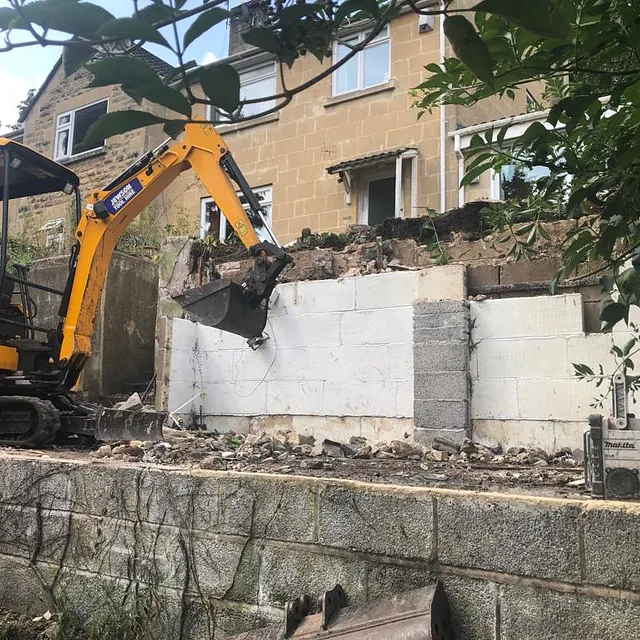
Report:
323,380,398,417
396,379,414,417
516,378,598,421
500,257,561,284
270,278,356,315
341,308,413,345
437,495,582,582
170,318,197,351
301,345,393,382
414,311,468,329
470,294,584,341
0,554,54,615
475,337,569,379
387,342,414,379
271,312,342,348
416,265,467,301
439,575,497,640
266,380,324,414
414,428,468,446
499,584,640,640
582,502,640,590
258,544,368,608
355,271,418,309
467,265,499,292
414,341,468,373
415,399,468,430
471,379,519,419
168,380,202,414
566,333,615,371
364,563,435,603
202,381,268,415
231,347,281,383
317,484,433,559
414,325,469,342
472,418,586,452
414,300,468,316
415,371,468,401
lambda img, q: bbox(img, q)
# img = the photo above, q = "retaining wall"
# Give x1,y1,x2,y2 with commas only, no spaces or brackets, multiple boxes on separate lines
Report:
0,453,638,640
27,252,158,396
470,294,638,451
159,264,632,450
160,266,466,442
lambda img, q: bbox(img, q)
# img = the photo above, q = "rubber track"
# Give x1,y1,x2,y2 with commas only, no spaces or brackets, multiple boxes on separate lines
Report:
0,396,61,447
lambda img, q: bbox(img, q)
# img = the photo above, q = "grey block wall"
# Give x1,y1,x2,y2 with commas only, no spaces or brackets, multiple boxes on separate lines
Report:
0,455,639,640
413,300,470,444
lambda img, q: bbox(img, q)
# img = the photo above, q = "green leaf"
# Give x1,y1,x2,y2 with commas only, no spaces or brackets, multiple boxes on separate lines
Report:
136,2,174,23
460,161,492,186
623,337,637,357
443,16,494,88
241,27,281,55
164,120,186,139
88,56,162,89
183,7,230,50
84,110,177,145
199,64,240,113
335,0,380,25
472,0,570,39
98,17,170,47
123,84,192,117
600,302,627,325
62,42,97,76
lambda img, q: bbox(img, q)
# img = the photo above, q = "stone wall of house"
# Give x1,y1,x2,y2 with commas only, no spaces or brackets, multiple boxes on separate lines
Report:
10,63,169,249
160,10,531,245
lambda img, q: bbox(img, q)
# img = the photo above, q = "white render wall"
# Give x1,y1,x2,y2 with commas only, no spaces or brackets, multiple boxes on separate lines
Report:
470,294,638,451
166,266,465,439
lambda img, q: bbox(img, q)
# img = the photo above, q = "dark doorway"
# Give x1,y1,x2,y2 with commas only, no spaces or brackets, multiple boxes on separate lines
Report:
368,176,396,225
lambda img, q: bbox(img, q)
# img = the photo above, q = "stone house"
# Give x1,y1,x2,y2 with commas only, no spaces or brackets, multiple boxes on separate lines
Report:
4,5,543,249
5,48,174,249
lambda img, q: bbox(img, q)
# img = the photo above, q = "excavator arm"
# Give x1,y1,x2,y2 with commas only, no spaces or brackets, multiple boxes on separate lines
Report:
58,122,291,389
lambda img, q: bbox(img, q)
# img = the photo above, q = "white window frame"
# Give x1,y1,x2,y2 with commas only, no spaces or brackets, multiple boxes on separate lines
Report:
54,98,109,161
40,218,65,251
206,62,277,121
200,185,273,242
332,25,390,96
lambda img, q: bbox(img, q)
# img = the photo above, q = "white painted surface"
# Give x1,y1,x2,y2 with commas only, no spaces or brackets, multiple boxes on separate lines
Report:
166,270,456,433
470,295,638,450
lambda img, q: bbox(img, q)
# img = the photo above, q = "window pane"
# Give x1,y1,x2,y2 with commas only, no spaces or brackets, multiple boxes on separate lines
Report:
363,41,390,88
500,163,551,200
55,129,70,159
335,42,358,94
58,114,71,126
72,101,108,155
240,74,276,118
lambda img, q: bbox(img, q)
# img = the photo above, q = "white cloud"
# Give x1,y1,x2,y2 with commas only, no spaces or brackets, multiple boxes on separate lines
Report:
200,52,219,66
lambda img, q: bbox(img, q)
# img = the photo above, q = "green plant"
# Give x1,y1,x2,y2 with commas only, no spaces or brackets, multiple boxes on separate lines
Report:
84,590,154,640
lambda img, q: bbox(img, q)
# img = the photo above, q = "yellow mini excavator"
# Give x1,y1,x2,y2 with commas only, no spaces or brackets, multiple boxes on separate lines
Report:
0,122,291,446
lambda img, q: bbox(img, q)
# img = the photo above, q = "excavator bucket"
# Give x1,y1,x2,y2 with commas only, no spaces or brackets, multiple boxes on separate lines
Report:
94,407,167,442
171,279,268,339
231,583,454,640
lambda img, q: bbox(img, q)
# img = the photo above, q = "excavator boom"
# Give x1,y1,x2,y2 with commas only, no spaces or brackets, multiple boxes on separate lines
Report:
0,121,291,445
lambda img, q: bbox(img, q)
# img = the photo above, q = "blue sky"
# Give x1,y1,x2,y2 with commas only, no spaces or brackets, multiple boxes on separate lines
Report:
0,0,235,128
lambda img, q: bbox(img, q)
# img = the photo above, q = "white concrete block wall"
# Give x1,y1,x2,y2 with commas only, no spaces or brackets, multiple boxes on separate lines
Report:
470,294,639,451
166,270,433,429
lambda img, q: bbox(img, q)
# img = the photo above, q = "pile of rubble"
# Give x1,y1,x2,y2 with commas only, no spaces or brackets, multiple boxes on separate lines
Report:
89,429,585,493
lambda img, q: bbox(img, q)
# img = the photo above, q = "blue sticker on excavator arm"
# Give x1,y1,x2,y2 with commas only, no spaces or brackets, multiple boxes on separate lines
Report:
103,178,143,215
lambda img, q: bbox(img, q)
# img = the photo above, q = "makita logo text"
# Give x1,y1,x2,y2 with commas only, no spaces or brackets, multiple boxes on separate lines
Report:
604,441,636,449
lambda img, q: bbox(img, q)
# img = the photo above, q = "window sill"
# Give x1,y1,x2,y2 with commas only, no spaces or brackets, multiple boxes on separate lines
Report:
57,147,107,166
217,112,280,134
324,82,395,108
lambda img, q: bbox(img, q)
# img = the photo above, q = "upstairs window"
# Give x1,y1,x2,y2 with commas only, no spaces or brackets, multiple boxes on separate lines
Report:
207,63,276,121
40,218,65,252
201,185,273,243
333,25,390,96
54,99,108,160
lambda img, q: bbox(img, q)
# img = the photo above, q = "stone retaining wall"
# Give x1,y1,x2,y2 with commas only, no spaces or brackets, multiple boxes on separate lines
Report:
0,453,638,640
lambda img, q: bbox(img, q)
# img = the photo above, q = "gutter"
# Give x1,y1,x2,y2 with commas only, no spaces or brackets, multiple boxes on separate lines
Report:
439,0,446,213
